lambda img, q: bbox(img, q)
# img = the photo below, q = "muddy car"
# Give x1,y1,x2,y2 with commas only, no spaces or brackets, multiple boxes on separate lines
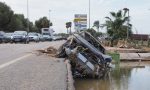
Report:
57,31,112,78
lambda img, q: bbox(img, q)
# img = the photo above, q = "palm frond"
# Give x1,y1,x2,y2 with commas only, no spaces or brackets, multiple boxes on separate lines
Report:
122,17,129,23
110,12,116,18
105,17,112,21
117,10,122,18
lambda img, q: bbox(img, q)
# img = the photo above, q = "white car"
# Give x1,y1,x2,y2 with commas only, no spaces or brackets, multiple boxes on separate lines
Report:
28,33,40,42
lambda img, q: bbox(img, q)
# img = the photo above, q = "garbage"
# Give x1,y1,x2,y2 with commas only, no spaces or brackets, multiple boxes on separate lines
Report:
57,31,112,78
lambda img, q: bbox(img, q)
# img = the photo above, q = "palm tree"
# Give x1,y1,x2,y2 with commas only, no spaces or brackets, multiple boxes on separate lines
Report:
93,20,100,32
66,22,72,34
103,9,132,46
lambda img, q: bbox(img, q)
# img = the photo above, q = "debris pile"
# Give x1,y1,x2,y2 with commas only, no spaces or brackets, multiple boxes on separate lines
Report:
57,31,112,78
37,47,57,57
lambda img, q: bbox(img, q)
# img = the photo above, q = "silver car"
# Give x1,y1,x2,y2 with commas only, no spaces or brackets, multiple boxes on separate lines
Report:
11,31,29,44
28,32,40,42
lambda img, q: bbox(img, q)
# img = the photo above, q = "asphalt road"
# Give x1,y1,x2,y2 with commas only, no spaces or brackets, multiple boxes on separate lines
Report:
0,41,67,90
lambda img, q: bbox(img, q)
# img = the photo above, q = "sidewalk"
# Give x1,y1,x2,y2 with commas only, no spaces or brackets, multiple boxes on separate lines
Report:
120,53,150,61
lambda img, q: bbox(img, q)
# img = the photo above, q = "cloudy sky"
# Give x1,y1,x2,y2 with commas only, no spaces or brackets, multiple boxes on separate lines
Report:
1,0,150,34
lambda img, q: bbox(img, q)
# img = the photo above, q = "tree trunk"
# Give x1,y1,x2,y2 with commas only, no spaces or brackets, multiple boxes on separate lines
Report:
97,27,99,32
70,27,72,34
67,28,68,34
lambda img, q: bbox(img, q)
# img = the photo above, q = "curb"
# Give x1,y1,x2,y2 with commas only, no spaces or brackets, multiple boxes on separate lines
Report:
65,60,75,90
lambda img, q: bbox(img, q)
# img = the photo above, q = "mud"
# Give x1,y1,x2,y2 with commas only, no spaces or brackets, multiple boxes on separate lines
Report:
37,46,57,57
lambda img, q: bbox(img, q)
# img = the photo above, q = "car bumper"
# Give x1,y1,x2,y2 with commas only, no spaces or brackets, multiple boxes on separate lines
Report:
4,38,12,42
43,37,52,41
0,38,3,42
29,38,39,41
12,38,25,42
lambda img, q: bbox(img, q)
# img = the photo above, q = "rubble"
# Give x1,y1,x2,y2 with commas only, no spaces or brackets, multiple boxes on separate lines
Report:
57,31,112,78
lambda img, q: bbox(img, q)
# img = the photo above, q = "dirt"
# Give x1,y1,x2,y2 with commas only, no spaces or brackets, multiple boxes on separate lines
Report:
142,47,150,52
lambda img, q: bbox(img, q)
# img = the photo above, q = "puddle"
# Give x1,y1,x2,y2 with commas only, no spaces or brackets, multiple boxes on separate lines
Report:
75,63,150,90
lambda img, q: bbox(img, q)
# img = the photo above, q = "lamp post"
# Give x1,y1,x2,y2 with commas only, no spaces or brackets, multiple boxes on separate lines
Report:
49,10,51,28
123,8,130,40
89,0,91,29
27,0,29,33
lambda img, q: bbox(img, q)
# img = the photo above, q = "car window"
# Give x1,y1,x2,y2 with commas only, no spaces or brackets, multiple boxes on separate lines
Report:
43,33,50,35
28,33,38,36
14,31,27,35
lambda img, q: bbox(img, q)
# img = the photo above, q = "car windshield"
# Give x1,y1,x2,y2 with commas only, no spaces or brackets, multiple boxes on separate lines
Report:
43,33,50,35
14,31,26,35
6,33,13,36
28,33,38,36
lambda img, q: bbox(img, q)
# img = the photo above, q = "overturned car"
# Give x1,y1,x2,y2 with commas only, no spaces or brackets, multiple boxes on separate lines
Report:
57,31,112,78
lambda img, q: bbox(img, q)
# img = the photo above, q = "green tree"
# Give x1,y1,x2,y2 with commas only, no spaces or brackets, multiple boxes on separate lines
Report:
7,14,24,32
0,2,40,32
7,14,33,32
0,2,14,31
29,22,38,32
103,9,132,46
35,17,50,32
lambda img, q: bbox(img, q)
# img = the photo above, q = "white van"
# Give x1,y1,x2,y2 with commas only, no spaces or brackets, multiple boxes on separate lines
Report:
41,28,54,41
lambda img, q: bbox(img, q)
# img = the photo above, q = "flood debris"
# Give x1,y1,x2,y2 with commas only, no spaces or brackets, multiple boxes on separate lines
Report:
57,31,112,78
37,47,57,57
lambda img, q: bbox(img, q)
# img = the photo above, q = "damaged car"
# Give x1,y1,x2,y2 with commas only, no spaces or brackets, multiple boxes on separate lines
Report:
57,31,112,78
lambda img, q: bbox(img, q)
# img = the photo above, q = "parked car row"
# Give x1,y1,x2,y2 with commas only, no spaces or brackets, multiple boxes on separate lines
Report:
0,30,52,44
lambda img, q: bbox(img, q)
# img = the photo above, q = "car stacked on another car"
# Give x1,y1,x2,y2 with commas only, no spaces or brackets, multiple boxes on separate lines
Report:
11,31,29,44
28,32,40,42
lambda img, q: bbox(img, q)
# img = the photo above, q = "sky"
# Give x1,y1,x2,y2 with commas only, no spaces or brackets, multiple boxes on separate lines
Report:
0,0,150,34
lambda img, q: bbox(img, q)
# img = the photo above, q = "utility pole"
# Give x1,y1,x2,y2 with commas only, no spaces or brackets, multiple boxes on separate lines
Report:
27,0,29,33
49,10,51,28
89,0,91,29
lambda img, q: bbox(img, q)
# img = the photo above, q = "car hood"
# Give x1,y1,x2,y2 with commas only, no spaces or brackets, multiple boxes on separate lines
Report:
43,35,51,37
29,35,38,38
12,35,24,38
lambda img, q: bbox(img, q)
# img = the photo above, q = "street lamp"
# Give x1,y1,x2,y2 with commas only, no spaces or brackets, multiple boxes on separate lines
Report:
49,10,51,28
89,0,91,29
123,8,130,40
27,0,29,33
